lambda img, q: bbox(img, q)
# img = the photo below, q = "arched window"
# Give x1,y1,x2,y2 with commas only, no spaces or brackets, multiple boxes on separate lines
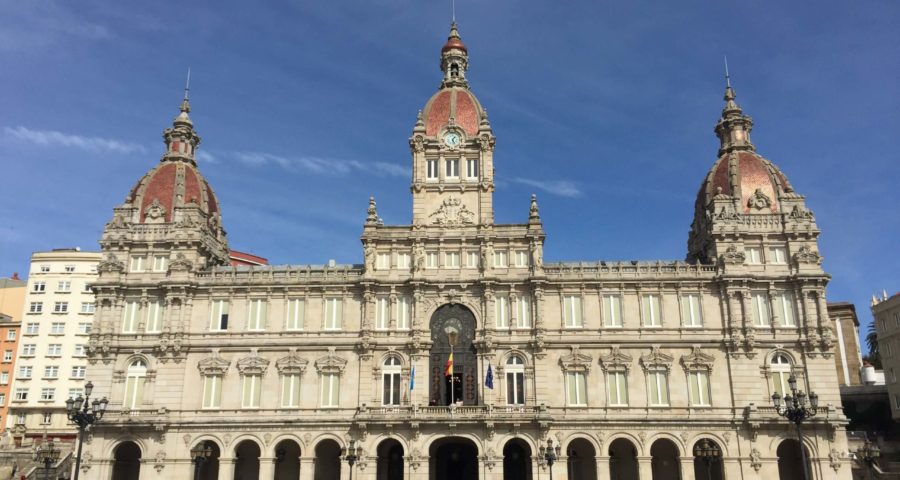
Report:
123,359,147,409
382,357,402,406
450,63,460,78
771,354,792,396
505,355,525,405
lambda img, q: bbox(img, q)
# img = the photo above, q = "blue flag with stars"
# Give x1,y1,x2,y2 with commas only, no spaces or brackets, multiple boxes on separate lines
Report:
485,364,494,390
410,365,415,391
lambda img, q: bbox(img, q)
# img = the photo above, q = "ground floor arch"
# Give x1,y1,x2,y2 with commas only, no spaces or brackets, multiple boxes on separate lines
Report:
195,440,222,480
111,441,141,480
314,439,343,480
274,439,301,480
566,437,597,480
650,438,680,480
692,438,724,480
609,438,639,480
376,438,404,480
503,438,532,480
777,438,811,480
234,440,261,480
430,437,479,480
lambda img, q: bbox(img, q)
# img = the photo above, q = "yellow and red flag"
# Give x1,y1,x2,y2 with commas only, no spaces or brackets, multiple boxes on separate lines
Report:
444,352,454,376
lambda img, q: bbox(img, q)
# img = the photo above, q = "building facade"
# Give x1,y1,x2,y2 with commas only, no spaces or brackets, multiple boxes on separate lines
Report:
0,276,25,432
8,249,100,442
873,292,900,420
82,24,851,480
828,302,863,387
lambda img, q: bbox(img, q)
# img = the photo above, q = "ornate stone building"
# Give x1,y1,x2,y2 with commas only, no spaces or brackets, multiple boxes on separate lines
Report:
83,23,851,480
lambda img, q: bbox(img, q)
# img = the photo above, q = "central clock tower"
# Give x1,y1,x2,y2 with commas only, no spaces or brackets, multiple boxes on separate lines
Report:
409,22,496,226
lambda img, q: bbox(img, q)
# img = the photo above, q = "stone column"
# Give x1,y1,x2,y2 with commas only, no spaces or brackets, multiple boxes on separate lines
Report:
259,456,275,480
138,458,156,478
637,456,653,480
299,457,316,480
723,458,743,480
596,455,611,480
680,458,696,480
220,457,236,480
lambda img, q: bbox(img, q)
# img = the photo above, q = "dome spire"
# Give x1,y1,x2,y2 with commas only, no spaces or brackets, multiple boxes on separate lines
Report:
440,21,469,89
163,70,201,164
714,59,755,156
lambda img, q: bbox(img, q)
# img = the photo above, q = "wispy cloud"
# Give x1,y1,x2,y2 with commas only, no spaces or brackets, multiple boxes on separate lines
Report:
234,151,408,177
3,126,145,154
511,177,583,197
196,150,218,164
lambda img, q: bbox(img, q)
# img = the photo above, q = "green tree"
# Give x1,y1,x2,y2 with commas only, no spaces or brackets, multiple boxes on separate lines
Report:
865,320,882,369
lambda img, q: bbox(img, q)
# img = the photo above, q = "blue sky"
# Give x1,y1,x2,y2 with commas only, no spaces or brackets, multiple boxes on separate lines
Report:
0,1,897,339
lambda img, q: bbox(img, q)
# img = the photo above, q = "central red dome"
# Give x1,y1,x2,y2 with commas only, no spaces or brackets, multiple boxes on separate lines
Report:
422,87,484,137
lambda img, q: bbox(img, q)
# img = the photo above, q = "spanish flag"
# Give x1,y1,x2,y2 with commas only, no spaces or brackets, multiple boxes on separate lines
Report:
444,352,454,376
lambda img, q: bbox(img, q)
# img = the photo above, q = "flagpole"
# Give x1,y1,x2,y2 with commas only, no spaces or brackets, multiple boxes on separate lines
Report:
450,344,455,405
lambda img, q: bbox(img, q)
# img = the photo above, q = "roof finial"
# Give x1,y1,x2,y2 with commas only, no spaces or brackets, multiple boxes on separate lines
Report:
179,68,192,115
451,0,456,23
724,55,731,89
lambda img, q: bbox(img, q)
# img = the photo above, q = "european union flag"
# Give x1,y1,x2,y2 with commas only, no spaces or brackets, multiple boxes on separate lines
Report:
485,364,494,390
410,365,415,391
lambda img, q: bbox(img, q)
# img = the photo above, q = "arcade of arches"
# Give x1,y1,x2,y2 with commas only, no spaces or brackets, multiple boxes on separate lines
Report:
105,436,817,479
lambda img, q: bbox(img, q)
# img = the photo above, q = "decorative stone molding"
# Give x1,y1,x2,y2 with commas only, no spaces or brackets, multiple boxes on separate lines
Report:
599,346,633,372
749,448,762,472
720,245,746,265
154,451,166,473
788,205,814,221
276,352,308,375
98,253,125,273
793,246,823,265
429,197,476,226
315,348,348,374
639,345,674,372
559,346,593,373
680,346,715,372
236,353,270,376
197,352,230,376
746,188,772,210
168,253,193,273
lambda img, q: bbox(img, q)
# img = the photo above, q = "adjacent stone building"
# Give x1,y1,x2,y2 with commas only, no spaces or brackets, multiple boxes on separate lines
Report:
0,276,25,432
82,23,850,480
873,292,900,419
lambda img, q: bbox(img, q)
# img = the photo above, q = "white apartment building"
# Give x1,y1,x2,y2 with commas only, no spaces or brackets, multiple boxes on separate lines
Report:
8,249,100,442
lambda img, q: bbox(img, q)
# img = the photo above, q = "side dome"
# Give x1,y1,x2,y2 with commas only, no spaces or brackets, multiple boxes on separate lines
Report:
696,151,796,214
422,88,484,137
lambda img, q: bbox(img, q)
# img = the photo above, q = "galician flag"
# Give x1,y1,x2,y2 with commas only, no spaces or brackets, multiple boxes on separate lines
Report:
445,352,454,376
485,364,494,390
409,364,415,391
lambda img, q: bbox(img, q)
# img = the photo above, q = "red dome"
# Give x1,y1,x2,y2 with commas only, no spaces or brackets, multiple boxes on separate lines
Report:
128,161,220,224
422,87,483,137
442,36,467,54
697,151,795,214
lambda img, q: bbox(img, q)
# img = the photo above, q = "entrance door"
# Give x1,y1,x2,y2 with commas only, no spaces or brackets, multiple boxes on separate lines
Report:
429,304,478,406
430,438,479,480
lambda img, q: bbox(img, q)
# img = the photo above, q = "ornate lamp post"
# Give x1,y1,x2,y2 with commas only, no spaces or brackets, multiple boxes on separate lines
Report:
191,443,213,480
64,380,109,480
342,439,362,480
693,438,721,480
771,374,818,480
539,438,561,480
33,438,61,480
856,438,881,480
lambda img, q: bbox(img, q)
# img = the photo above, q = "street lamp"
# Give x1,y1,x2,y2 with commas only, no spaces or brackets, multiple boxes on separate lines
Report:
190,443,213,480
64,380,108,480
856,438,881,480
693,438,721,480
34,438,61,480
341,439,362,480
771,374,818,480
539,438,561,480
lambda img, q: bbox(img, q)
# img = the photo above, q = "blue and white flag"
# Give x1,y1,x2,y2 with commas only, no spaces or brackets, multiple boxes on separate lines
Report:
485,364,494,390
410,364,415,391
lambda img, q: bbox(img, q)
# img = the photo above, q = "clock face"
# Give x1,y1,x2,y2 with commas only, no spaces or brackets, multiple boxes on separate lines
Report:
443,132,461,147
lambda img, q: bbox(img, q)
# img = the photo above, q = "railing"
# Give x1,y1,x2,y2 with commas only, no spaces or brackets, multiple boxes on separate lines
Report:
197,264,364,282
360,405,544,420
542,261,717,278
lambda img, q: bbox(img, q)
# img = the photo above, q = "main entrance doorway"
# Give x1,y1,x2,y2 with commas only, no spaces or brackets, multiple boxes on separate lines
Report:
430,437,479,480
429,304,478,406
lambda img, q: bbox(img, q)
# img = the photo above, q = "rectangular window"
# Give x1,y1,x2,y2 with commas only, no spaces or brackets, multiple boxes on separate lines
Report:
14,389,28,401
891,368,897,384
773,292,797,327
324,298,342,330
25,323,39,335
466,158,478,178
641,294,662,327
56,281,71,292
22,344,36,356
426,252,438,269
74,345,86,357
396,253,410,269
376,253,391,270
50,323,65,335
15,413,24,424
83,283,92,293
383,371,402,406
320,373,340,407
494,251,508,268
602,295,622,327
123,375,143,409
376,297,390,330
44,366,59,379
145,301,162,333
47,344,62,356
681,294,703,327
17,366,31,379
77,323,92,334
152,255,168,272
396,297,411,330
32,282,45,293
751,292,770,327
40,388,55,401
445,252,460,268
242,375,262,408
80,302,95,314
2,351,11,362
281,374,301,408
130,256,147,272
566,372,587,406
0,372,7,384
42,412,52,424
68,388,83,399
495,295,510,329
647,371,669,406
607,371,629,406
0,394,5,406
29,302,42,313
64,265,75,273
465,251,479,268
71,366,86,378
209,300,229,331
745,247,762,264
563,295,583,328
202,376,222,408
122,301,140,333
516,295,532,329
506,370,525,405
286,299,305,330
768,246,787,264
39,265,50,273
445,158,459,178
426,159,439,179
688,372,711,406
514,251,528,268
53,302,69,313
247,299,267,331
